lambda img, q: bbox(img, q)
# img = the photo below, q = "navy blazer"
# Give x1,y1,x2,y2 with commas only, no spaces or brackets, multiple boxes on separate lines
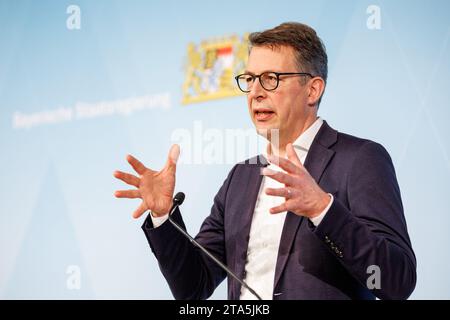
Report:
142,121,416,300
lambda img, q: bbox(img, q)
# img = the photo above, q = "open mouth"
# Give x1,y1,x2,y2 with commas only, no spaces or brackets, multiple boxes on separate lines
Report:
254,109,275,121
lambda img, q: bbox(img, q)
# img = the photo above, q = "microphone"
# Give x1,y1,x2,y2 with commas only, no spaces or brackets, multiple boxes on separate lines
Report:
167,192,262,300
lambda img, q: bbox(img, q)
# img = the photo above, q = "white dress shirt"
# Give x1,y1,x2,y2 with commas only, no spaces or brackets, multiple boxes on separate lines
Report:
150,117,334,300
240,117,332,299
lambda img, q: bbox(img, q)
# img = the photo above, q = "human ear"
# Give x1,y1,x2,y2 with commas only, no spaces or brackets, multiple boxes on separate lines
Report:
307,77,325,106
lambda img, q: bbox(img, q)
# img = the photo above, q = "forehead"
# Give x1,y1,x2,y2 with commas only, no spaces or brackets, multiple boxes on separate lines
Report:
246,45,297,73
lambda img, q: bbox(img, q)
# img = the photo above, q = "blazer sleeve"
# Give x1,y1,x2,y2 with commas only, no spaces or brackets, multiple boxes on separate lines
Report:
141,164,238,300
311,141,417,300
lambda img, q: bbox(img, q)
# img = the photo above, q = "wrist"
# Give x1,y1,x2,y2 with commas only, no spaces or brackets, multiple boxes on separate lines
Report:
310,193,331,219
150,210,169,218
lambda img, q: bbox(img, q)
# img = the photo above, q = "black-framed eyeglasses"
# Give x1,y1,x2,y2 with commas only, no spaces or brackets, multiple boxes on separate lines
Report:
235,71,314,93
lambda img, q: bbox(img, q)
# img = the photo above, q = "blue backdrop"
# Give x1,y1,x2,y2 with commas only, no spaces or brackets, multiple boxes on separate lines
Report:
0,0,449,299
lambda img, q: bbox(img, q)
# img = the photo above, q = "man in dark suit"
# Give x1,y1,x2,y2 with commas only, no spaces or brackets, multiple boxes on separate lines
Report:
114,22,416,300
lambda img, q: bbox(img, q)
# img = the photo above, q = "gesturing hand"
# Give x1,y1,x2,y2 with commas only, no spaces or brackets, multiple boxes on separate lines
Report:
113,144,180,219
262,143,331,219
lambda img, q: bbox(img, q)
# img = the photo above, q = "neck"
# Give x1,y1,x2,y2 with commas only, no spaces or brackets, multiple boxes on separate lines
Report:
267,115,318,158
267,143,286,158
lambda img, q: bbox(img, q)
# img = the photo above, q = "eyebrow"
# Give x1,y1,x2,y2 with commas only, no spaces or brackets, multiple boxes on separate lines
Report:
243,70,281,75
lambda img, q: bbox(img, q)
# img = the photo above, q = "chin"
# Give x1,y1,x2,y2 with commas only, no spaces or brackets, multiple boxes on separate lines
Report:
254,124,280,140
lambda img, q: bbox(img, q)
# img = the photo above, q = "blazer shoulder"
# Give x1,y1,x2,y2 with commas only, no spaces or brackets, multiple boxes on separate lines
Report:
320,121,393,164
332,131,395,174
334,130,389,156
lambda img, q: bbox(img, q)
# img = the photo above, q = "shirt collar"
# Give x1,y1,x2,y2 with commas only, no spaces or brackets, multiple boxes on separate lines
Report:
291,116,324,155
263,117,324,160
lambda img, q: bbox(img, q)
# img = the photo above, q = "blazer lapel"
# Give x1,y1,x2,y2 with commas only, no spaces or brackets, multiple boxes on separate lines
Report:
232,155,268,299
273,121,337,289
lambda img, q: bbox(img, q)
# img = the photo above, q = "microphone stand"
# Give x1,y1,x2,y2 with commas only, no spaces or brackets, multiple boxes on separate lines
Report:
167,194,262,300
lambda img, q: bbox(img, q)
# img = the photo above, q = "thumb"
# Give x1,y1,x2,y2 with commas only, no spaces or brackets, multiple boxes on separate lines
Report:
164,144,180,173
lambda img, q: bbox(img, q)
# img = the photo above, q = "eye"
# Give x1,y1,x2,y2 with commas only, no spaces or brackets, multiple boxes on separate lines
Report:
239,75,253,83
263,73,277,82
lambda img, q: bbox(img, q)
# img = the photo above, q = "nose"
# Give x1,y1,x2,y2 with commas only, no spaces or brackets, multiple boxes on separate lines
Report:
247,76,266,101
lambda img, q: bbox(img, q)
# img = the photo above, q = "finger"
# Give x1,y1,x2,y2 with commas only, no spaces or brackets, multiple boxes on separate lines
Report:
113,170,140,187
267,154,301,175
265,187,293,199
114,189,141,199
286,143,304,168
269,201,290,214
133,201,147,219
126,154,147,175
164,144,180,174
262,168,295,185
